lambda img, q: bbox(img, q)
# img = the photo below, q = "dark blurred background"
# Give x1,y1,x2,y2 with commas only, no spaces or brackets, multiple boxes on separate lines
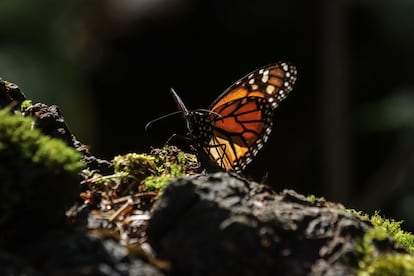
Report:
1,0,414,230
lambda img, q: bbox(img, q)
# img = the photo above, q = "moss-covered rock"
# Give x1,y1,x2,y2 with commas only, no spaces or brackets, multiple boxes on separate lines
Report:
0,108,84,173
353,210,414,275
0,108,84,248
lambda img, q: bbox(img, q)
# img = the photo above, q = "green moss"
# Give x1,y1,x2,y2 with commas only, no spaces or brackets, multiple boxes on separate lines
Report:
349,209,414,255
142,151,192,191
360,253,414,275
144,175,173,191
0,108,84,174
88,147,198,195
0,108,84,209
358,227,414,275
142,148,196,191
369,211,414,254
351,210,414,275
306,194,317,202
20,100,32,111
113,153,157,176
306,194,326,202
358,227,390,265
347,209,370,221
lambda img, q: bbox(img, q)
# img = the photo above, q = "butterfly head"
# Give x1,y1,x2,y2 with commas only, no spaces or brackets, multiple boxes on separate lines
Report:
170,88,216,143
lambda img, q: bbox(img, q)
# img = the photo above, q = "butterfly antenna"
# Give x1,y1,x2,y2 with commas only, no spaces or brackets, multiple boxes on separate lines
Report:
171,88,222,119
145,110,183,132
170,88,189,115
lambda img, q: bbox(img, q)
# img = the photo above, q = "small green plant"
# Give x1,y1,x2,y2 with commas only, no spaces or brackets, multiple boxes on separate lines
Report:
142,148,197,191
86,146,198,196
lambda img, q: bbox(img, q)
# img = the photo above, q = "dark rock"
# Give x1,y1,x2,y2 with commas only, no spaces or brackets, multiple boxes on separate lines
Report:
0,161,81,249
5,230,164,276
0,78,26,110
23,103,112,175
147,172,375,276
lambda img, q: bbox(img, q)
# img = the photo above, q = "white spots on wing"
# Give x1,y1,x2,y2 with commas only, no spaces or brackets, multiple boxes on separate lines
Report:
266,85,275,94
265,127,272,135
204,62,298,171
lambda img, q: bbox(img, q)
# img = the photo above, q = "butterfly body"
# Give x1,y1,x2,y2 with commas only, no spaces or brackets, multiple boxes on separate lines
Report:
171,62,297,172
185,111,212,141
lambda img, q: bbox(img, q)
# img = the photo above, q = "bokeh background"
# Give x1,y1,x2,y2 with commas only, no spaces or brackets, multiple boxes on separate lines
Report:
1,0,414,230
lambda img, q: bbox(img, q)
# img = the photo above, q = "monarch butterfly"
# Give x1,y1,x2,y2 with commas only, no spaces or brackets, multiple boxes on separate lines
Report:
150,62,297,172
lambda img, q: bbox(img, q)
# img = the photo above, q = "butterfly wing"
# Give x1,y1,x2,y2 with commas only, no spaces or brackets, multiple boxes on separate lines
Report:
204,62,297,171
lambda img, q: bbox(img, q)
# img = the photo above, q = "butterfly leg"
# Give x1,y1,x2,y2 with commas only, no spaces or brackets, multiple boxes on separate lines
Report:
163,133,194,147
